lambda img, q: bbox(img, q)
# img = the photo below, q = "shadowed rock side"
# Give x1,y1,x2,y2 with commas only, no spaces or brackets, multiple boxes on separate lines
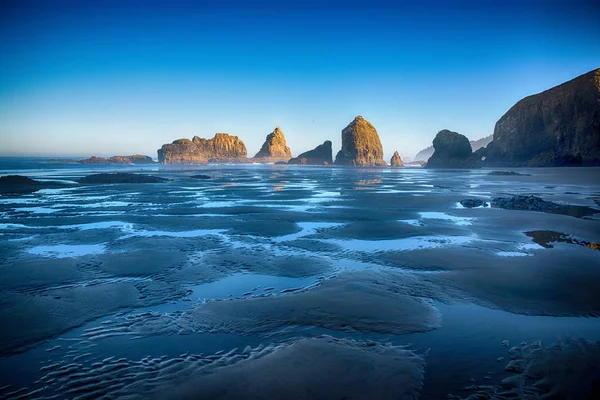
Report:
158,134,247,164
414,135,492,161
334,116,387,166
288,140,333,165
78,155,154,164
425,130,480,168
391,151,404,167
479,68,600,166
253,127,292,163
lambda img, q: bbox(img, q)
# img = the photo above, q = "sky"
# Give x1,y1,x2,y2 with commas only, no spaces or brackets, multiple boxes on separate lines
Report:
1,0,599,160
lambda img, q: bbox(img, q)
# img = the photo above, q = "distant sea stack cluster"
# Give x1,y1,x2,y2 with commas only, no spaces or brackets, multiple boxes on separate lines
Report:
154,68,600,168
78,155,155,165
157,116,392,167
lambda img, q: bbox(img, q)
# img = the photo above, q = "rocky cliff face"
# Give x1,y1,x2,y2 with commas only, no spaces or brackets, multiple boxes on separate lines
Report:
414,135,492,162
288,141,333,165
481,68,600,166
334,116,387,166
390,151,404,167
253,127,292,162
78,155,154,164
158,134,247,164
425,130,480,169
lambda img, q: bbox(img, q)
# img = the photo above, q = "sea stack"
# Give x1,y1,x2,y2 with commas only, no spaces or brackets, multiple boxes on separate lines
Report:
158,133,247,164
253,127,292,163
390,151,404,167
288,141,333,165
479,68,600,166
78,155,155,164
425,130,480,169
334,116,387,166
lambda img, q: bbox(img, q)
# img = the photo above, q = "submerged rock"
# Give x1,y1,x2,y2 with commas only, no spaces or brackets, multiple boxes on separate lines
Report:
288,140,333,165
425,130,480,169
78,173,168,184
78,155,154,164
0,175,70,195
460,199,487,208
488,171,531,176
158,134,247,164
253,127,292,163
390,151,404,167
334,116,387,166
491,195,560,212
190,174,211,179
481,68,600,166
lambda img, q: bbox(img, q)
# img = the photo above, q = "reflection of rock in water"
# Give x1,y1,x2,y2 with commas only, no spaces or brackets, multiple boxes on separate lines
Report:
526,230,600,251
181,271,441,335
450,338,600,399
25,336,425,400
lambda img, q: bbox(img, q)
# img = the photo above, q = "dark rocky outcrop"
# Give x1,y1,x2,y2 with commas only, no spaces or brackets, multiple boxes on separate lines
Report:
288,141,333,165
78,155,154,164
425,130,480,168
481,68,600,167
414,135,492,161
488,171,531,176
491,195,598,218
158,134,247,164
253,127,292,163
460,199,487,208
0,175,70,195
334,116,387,166
390,151,404,167
78,173,168,184
190,174,211,180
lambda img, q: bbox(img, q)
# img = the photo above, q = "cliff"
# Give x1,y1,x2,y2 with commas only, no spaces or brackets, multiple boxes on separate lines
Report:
481,68,600,166
334,116,387,166
253,127,292,162
288,141,333,165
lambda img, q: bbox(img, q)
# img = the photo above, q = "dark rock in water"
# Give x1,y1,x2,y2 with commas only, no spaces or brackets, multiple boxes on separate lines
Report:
460,199,487,208
78,155,154,164
425,130,480,169
334,116,387,166
0,175,70,195
481,68,600,167
288,141,333,165
274,161,288,165
253,127,292,163
488,171,531,176
190,174,211,180
491,195,560,212
78,173,168,184
414,135,492,162
390,151,404,167
158,133,247,164
525,230,600,251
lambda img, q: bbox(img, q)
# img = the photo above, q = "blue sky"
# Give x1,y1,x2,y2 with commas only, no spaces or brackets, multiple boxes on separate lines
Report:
1,0,599,160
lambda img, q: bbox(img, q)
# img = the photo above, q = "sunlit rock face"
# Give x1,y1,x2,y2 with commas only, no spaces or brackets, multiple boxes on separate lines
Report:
253,127,292,163
288,140,333,165
158,134,247,164
480,68,600,167
334,116,387,166
425,130,480,169
390,151,404,167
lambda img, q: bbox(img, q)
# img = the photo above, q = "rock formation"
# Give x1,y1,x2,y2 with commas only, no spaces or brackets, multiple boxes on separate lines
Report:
390,151,404,167
253,127,292,163
414,135,492,162
334,116,387,166
425,130,480,169
0,175,71,195
158,134,247,164
78,173,168,184
288,141,333,165
78,155,154,164
480,68,600,166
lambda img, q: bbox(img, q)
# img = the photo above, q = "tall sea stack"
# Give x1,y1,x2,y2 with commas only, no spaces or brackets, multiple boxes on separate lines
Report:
334,116,387,166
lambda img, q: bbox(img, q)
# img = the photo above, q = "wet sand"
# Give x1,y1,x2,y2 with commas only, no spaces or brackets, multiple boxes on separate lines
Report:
0,165,599,399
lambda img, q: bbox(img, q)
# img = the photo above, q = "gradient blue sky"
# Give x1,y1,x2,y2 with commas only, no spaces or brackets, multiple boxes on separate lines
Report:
1,0,599,160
